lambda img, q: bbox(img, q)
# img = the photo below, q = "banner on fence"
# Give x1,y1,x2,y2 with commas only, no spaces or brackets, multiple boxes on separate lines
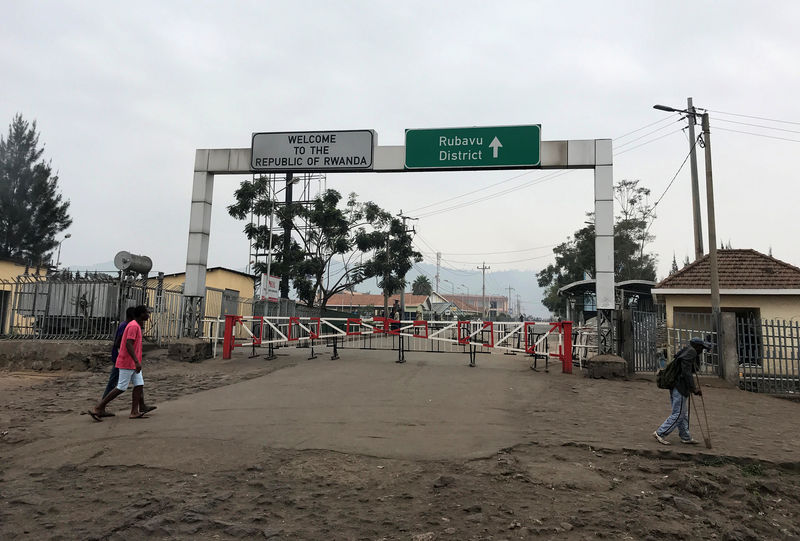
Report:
259,274,279,302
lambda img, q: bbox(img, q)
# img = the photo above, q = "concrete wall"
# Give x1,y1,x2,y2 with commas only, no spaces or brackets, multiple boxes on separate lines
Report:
0,340,112,371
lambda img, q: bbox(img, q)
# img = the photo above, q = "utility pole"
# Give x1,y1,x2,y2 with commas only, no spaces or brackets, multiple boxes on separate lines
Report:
701,113,721,316
280,172,292,299
397,211,418,319
383,228,390,319
687,97,704,260
435,252,441,294
477,262,490,319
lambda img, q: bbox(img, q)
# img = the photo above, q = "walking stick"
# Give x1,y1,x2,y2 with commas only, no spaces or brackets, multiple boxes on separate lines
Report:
693,374,712,449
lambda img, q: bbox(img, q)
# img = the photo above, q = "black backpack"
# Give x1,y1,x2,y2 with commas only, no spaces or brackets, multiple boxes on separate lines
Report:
656,355,681,389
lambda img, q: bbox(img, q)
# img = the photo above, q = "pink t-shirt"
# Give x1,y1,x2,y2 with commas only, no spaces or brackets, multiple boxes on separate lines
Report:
115,320,142,370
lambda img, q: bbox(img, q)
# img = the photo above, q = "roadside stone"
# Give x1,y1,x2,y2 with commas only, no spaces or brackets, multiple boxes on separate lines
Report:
466,513,484,523
723,526,758,541
658,491,674,501
433,475,455,488
463,504,481,513
168,338,211,362
411,532,435,541
560,522,574,531
141,516,174,536
442,527,456,535
671,496,702,515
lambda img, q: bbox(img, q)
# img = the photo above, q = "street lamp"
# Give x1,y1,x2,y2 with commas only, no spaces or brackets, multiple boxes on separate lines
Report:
654,100,703,261
653,102,720,318
442,279,455,295
459,283,470,298
55,233,72,268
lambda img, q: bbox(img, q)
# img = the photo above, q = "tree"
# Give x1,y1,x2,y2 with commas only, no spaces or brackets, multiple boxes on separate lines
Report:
358,217,422,317
0,114,71,262
536,179,658,316
229,180,394,308
228,181,422,312
670,253,679,275
412,275,432,296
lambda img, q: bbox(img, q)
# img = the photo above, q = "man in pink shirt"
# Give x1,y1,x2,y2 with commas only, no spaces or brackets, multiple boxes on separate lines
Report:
89,305,151,421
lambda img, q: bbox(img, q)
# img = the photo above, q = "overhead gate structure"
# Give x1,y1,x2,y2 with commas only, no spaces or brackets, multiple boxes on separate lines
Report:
182,131,616,354
222,315,574,373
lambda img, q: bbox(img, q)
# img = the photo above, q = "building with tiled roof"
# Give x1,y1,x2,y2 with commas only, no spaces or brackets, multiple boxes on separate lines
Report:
325,292,430,319
652,249,800,325
325,291,484,319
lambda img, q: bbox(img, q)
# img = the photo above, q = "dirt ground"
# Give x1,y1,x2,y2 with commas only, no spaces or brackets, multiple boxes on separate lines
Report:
1,344,799,540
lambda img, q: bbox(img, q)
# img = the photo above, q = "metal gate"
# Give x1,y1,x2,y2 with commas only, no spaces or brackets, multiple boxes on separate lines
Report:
632,310,661,372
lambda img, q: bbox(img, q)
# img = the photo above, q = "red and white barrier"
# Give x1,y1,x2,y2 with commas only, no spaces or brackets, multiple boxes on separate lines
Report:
222,315,573,373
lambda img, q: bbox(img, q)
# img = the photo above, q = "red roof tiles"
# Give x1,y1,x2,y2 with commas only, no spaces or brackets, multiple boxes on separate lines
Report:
656,249,800,290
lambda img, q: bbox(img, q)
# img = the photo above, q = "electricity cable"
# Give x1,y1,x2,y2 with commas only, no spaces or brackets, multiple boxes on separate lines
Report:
706,108,800,126
713,117,800,135
410,115,683,216
713,127,800,144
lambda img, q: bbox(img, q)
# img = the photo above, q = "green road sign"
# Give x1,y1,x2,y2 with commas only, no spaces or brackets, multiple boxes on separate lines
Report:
405,125,541,169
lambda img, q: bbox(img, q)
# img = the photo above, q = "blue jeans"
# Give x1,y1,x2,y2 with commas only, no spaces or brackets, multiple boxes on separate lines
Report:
103,366,119,399
656,388,691,440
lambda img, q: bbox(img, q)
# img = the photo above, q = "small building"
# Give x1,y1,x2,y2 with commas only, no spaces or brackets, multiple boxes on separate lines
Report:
325,292,428,319
426,291,481,320
445,293,508,318
651,249,800,325
0,257,49,335
158,267,256,319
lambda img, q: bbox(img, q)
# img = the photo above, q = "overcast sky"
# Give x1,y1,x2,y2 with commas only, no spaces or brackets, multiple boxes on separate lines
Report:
3,1,799,311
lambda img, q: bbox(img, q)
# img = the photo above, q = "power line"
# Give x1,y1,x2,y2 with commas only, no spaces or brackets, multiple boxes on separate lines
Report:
714,126,800,144
707,108,800,127
613,128,685,156
408,170,534,213
417,170,572,219
415,243,556,257
413,232,440,253
652,135,699,209
613,113,681,140
442,253,554,265
639,135,699,245
714,117,800,135
410,115,684,217
614,118,684,149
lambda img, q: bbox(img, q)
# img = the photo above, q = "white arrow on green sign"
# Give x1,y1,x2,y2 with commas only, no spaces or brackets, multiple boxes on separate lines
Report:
404,125,541,169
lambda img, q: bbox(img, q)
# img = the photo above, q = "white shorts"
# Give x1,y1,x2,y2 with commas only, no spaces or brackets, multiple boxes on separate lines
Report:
116,369,144,391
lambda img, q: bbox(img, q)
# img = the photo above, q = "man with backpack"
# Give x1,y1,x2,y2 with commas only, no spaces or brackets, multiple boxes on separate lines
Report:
653,337,713,445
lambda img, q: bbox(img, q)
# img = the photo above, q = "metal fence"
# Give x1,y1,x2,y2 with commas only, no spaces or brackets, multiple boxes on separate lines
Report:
0,274,255,346
737,318,800,395
0,274,185,344
628,307,718,375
